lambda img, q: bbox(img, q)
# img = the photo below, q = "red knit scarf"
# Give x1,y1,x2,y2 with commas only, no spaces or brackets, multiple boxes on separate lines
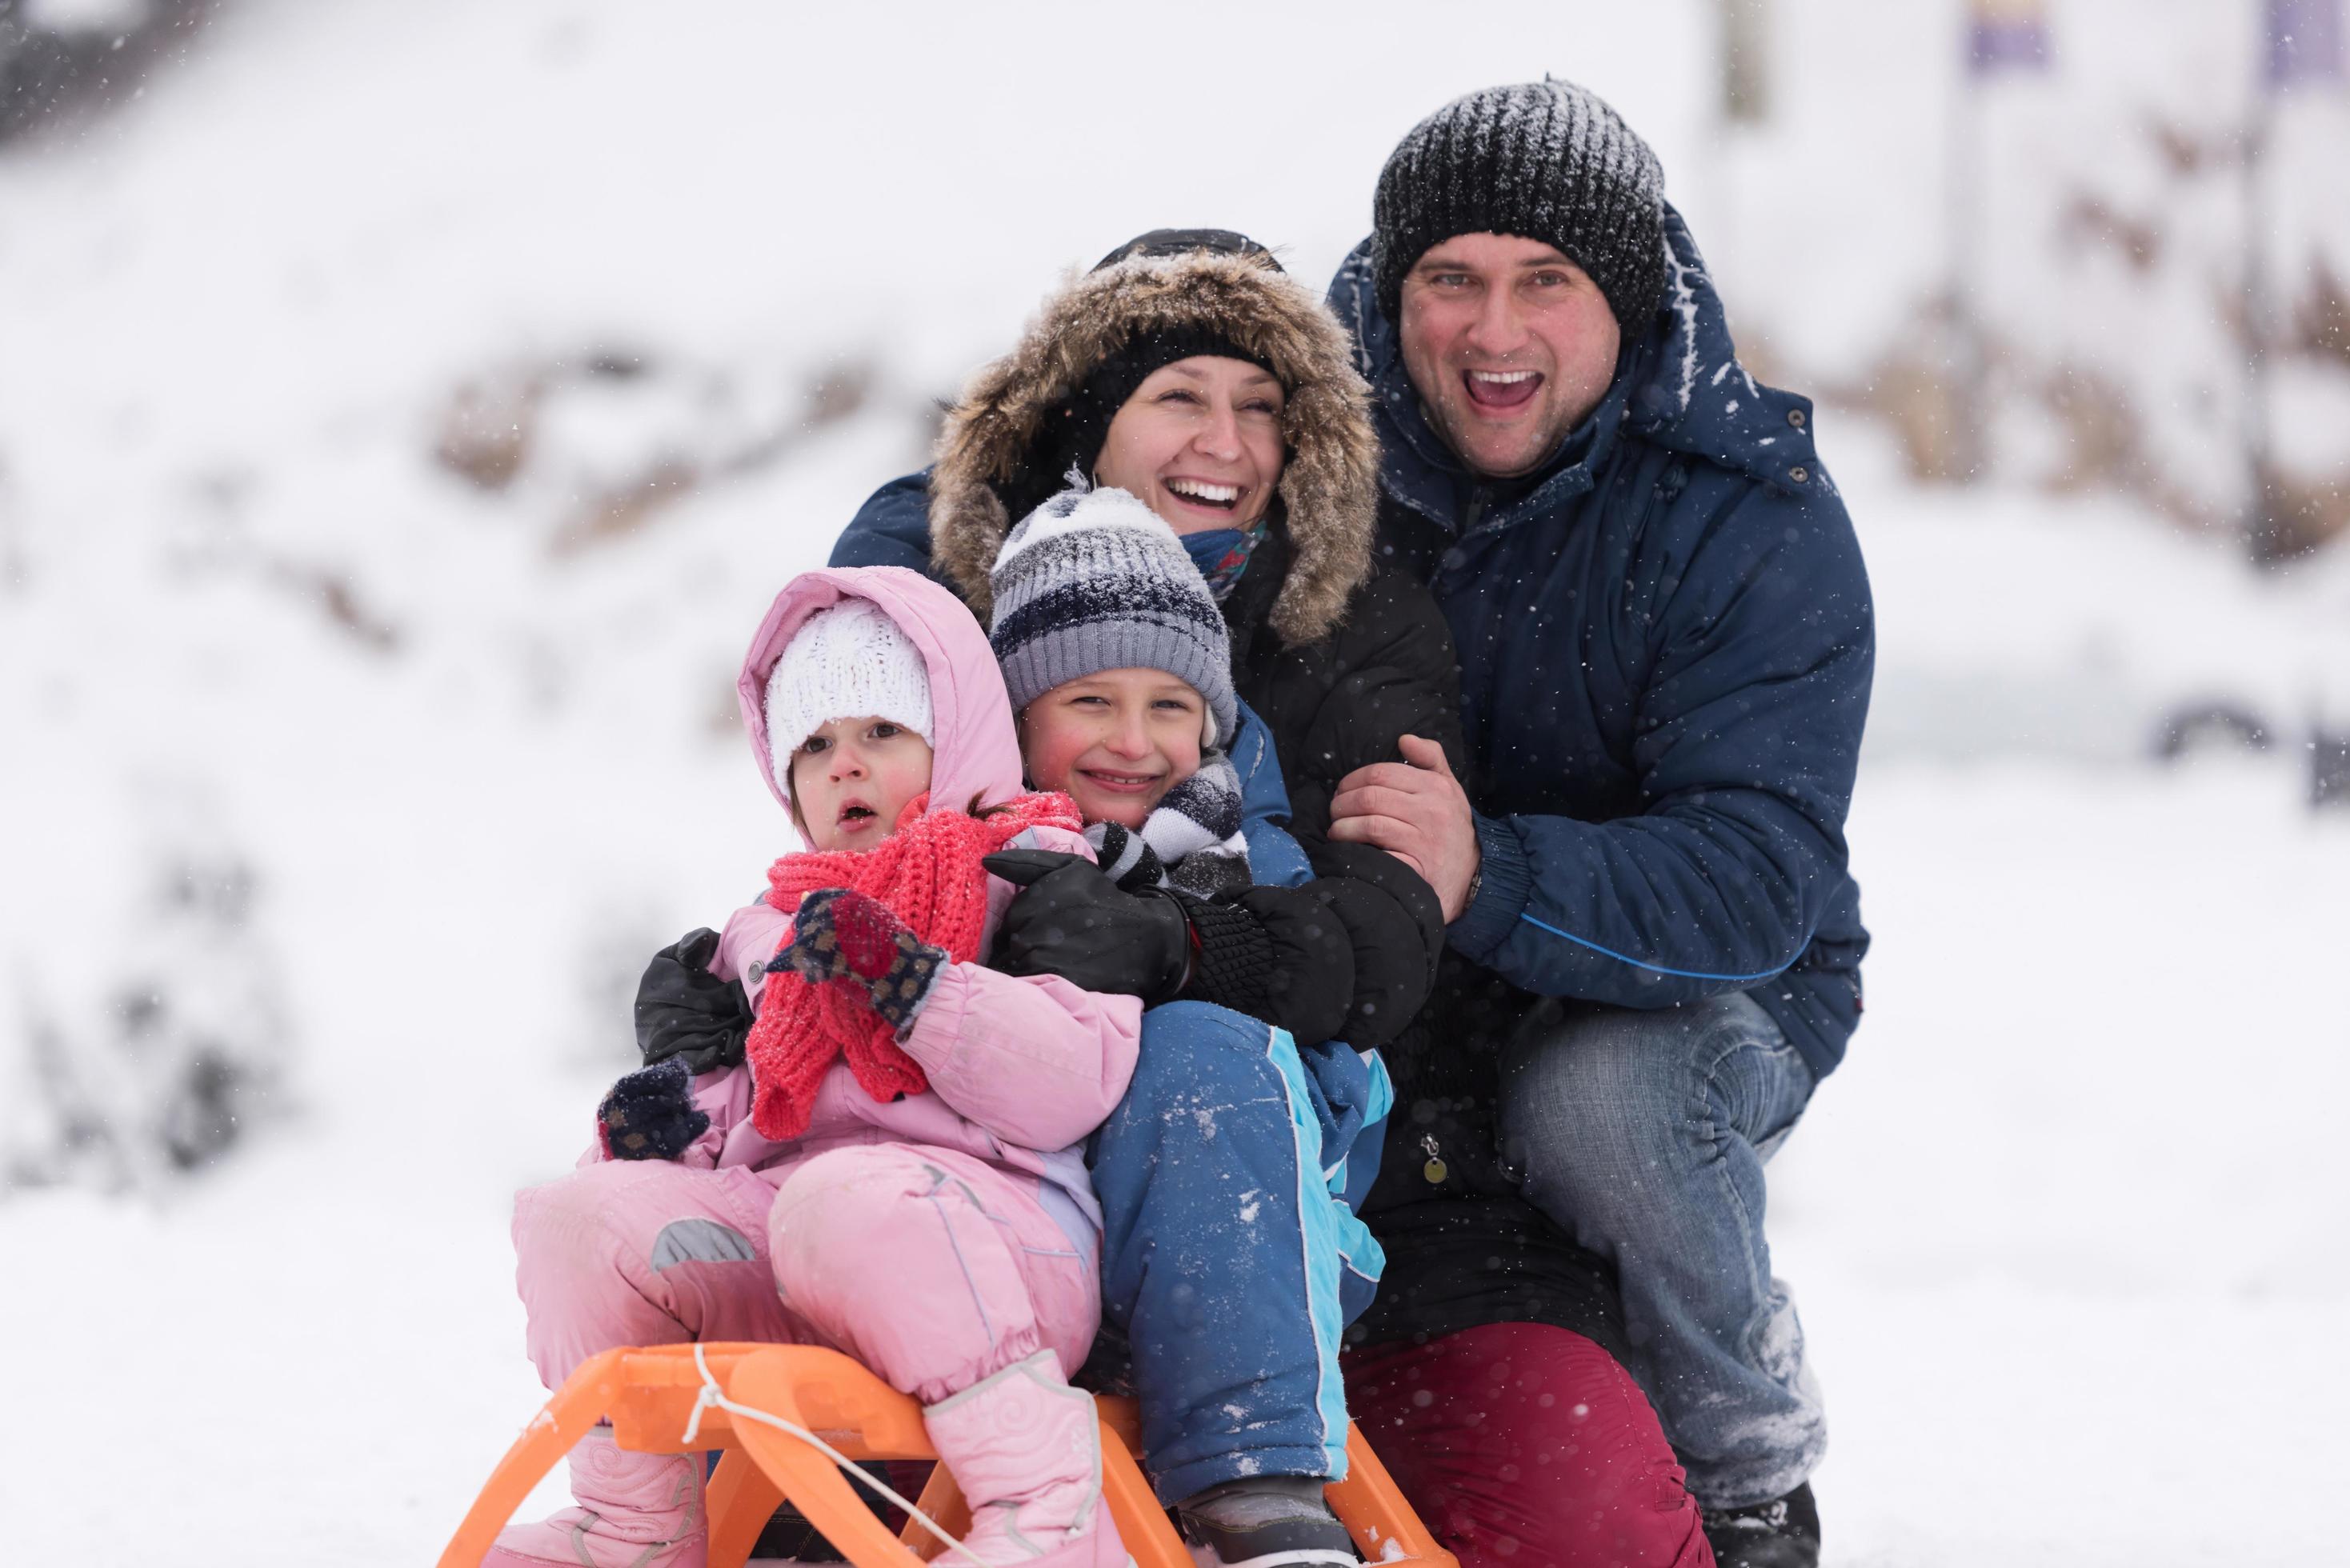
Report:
745,790,1083,1140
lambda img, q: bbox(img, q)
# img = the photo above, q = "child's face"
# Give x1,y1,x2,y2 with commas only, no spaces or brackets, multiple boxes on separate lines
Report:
789,716,935,850
1018,670,1206,830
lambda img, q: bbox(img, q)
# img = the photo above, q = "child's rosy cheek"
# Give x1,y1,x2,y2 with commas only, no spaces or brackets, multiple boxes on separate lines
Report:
1018,736,1061,788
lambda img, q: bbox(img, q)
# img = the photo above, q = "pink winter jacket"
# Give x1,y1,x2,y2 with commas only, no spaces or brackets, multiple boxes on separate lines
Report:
585,566,1143,1242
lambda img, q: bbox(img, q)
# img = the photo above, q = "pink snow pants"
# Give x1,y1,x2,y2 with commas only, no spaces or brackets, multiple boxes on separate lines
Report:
514,1144,1100,1406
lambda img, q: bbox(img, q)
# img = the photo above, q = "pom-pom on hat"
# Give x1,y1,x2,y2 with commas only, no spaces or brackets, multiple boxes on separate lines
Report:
987,483,1239,748
763,598,934,802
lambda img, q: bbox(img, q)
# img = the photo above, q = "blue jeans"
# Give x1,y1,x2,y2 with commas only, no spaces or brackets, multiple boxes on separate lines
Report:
1088,1002,1390,1504
1497,990,1821,1509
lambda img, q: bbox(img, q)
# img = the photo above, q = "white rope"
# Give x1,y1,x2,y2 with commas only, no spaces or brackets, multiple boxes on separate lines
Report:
680,1342,978,1562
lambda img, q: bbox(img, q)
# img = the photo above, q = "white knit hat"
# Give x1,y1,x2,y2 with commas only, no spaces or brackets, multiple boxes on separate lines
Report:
763,598,935,801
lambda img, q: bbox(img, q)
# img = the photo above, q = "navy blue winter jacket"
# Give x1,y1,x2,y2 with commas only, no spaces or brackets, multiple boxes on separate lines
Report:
1333,207,1872,1082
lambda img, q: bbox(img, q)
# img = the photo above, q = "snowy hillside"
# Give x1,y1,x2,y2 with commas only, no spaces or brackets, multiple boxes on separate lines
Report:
4,2,2347,1565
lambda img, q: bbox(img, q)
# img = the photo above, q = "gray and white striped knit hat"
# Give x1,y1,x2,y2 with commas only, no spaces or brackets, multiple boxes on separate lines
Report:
1373,78,1668,331
987,482,1239,748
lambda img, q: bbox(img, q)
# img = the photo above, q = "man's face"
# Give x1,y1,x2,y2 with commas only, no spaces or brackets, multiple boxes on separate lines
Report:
1397,234,1622,481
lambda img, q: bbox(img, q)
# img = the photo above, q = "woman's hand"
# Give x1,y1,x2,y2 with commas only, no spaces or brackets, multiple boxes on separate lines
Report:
983,850,1191,1006
635,928,752,1071
598,1058,711,1162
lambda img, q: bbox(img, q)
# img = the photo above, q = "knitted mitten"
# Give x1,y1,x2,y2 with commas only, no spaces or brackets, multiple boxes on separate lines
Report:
772,887,947,1036
597,1058,711,1162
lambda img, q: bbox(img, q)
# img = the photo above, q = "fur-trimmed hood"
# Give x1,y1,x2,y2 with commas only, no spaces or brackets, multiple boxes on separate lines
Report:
930,248,1380,649
735,565,1025,846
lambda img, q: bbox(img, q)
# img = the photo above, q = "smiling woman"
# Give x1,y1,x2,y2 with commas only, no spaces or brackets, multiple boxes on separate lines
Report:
1093,357,1287,534
848,230,1478,854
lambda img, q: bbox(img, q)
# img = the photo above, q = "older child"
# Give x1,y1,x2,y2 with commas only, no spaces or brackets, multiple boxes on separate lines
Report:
494,566,1136,1568
980,485,1436,1568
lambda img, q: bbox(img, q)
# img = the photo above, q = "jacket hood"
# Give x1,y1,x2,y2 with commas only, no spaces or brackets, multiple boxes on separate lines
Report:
1328,202,1822,514
931,247,1380,648
736,565,1026,849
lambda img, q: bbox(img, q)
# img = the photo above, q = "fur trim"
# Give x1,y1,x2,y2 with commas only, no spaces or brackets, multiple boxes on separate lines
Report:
931,250,1379,649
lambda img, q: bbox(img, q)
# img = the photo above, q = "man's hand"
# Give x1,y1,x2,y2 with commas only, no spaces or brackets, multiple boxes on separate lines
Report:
1327,734,1481,921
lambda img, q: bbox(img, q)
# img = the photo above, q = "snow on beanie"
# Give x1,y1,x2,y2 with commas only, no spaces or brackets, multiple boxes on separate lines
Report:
763,598,935,802
1372,78,1668,332
987,482,1239,749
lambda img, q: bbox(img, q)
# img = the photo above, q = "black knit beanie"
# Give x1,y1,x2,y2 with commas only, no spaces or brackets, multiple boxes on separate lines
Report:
999,231,1284,525
1371,79,1668,332
1093,229,1281,273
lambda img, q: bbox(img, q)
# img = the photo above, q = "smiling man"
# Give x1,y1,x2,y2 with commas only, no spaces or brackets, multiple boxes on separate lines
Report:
1395,233,1624,479
1323,80,1875,1568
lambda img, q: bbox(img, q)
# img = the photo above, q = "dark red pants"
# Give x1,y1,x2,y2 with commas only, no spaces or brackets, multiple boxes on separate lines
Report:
1343,1322,1715,1568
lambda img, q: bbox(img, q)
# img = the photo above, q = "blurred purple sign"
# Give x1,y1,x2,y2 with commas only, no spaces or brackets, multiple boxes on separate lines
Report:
1969,0,2052,75
2267,0,2344,86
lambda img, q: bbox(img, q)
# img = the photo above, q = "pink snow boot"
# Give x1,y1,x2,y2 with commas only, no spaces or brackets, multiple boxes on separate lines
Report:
481,1426,707,1568
921,1350,1127,1567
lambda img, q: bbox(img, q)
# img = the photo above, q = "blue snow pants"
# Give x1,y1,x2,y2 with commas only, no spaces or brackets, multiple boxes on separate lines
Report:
1088,999,1392,1504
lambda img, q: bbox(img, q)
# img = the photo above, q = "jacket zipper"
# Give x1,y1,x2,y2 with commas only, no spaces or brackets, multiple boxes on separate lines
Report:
1460,486,1489,538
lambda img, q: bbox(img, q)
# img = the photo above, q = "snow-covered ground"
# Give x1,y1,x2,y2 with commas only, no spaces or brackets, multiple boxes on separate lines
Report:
5,3,2348,1564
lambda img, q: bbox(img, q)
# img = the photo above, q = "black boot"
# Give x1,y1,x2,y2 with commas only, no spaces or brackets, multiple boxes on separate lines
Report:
1700,1482,1820,1568
1175,1476,1359,1566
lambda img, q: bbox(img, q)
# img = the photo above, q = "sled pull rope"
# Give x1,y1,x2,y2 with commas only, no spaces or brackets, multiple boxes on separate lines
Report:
682,1341,975,1561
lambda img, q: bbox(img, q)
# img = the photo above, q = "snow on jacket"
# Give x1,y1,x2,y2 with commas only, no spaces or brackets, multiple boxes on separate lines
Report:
1336,206,1870,1358
1331,205,1873,1086
587,566,1143,1243
831,244,1447,1048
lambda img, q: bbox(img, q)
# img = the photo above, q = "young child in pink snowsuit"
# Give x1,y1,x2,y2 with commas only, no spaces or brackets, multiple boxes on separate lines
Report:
491,566,1141,1568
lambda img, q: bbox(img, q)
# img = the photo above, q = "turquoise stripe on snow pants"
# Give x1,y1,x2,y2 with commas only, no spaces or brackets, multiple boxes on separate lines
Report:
1087,1000,1391,1504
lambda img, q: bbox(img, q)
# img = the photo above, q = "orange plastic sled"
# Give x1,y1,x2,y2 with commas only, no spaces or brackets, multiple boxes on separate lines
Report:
439,1342,1457,1568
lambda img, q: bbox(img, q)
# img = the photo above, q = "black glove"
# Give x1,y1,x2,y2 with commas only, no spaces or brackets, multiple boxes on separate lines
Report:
635,928,753,1072
982,849,1192,1006
597,1058,711,1162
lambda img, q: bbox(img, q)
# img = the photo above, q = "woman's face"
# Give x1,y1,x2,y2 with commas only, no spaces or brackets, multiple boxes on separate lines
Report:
1093,356,1287,535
